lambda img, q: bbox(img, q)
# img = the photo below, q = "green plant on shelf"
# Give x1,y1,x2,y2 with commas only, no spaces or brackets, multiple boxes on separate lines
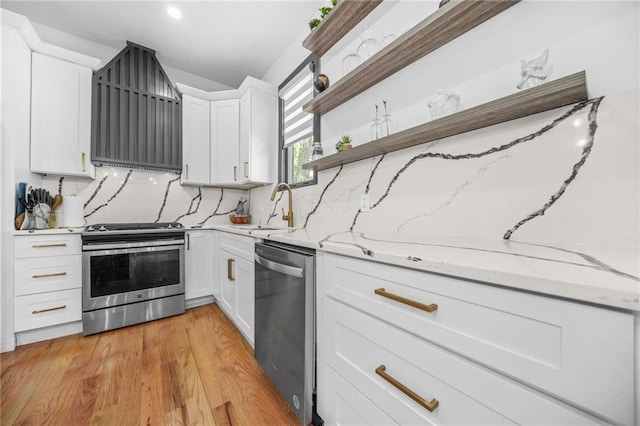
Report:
308,0,339,31
335,134,353,152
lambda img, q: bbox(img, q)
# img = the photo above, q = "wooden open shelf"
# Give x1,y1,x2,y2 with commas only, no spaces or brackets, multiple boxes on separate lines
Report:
303,0,519,116
303,71,588,172
303,0,383,57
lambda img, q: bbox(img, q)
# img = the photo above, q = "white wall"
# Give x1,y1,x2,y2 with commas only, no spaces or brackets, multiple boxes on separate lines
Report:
0,23,39,352
31,22,233,91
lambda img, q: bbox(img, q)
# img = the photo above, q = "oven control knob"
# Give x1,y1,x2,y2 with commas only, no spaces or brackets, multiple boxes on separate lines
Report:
98,226,107,231
167,223,173,229
86,226,95,232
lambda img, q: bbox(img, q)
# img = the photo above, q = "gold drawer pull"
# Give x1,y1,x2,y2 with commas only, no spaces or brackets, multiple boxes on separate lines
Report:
81,152,86,172
244,161,249,178
233,166,238,181
32,272,67,279
227,258,235,281
374,288,438,313
32,305,66,314
32,243,67,248
376,365,439,412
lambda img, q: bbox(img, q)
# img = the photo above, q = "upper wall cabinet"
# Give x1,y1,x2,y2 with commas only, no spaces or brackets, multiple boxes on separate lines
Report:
30,52,94,178
239,88,277,185
182,95,211,185
178,77,277,189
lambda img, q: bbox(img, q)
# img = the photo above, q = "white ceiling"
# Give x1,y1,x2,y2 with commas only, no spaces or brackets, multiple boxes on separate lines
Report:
1,0,325,88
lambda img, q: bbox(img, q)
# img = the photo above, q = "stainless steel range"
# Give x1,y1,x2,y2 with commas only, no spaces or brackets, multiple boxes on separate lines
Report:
81,222,185,335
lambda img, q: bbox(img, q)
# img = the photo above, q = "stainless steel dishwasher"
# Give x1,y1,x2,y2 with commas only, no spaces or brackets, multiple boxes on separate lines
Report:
254,241,316,425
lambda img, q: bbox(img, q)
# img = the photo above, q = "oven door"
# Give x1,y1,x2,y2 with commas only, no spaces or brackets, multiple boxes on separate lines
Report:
82,243,185,312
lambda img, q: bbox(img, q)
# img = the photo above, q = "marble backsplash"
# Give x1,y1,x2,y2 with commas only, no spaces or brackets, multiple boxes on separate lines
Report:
249,90,639,276
41,168,246,227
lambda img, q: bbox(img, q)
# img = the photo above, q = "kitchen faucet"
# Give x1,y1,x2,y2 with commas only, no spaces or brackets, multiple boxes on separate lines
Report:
270,182,294,227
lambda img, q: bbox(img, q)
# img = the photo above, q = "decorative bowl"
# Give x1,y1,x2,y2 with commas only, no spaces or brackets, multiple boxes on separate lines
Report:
229,214,251,224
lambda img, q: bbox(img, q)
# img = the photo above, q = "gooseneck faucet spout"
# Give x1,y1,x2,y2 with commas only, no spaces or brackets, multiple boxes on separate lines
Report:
270,182,294,227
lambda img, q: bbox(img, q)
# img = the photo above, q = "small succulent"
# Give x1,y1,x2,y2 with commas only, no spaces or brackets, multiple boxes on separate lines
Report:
332,0,339,6
319,6,332,19
308,18,321,30
335,134,353,152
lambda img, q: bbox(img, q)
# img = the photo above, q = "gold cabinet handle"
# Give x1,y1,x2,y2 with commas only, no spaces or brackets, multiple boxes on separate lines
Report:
233,166,237,181
32,243,67,249
187,233,190,250
376,365,439,412
32,305,66,315
32,272,67,279
185,164,189,180
244,161,249,178
227,258,235,281
81,152,86,172
374,288,437,313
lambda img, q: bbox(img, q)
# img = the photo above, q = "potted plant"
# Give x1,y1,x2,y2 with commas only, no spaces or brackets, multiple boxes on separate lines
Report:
335,134,353,152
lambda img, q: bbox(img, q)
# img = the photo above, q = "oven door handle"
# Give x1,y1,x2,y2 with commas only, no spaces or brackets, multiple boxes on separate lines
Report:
255,253,303,278
83,239,184,251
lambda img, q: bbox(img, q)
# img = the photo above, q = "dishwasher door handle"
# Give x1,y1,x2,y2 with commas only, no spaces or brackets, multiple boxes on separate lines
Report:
255,253,304,278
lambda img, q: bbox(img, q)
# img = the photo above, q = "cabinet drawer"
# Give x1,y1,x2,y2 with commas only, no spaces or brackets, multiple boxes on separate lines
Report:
15,234,81,258
15,255,82,295
14,288,82,332
218,231,254,261
323,298,601,425
321,253,635,425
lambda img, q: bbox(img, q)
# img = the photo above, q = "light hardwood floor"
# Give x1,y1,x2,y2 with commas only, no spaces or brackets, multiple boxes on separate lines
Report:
1,303,300,425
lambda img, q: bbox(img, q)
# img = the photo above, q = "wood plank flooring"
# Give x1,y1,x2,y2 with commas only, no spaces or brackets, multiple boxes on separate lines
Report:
0,303,300,425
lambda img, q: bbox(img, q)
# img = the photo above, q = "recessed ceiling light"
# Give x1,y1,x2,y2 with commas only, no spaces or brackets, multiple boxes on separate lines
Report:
167,6,182,19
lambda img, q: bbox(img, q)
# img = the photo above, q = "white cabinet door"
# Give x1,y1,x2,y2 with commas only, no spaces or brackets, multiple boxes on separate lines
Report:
239,88,277,185
30,52,93,178
211,232,222,301
234,256,254,345
210,99,240,184
181,95,210,186
184,231,213,300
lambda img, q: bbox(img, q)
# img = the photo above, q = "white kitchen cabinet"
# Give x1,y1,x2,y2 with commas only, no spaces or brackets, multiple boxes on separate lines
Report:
316,252,636,426
181,95,211,186
214,231,255,346
210,99,240,185
30,52,94,178
177,77,277,188
239,88,277,185
13,234,82,334
184,230,213,302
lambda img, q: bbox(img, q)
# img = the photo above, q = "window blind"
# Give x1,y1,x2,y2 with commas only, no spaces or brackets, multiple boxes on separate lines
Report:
280,68,314,148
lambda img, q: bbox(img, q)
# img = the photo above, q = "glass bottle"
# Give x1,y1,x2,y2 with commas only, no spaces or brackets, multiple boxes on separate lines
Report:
371,104,382,140
381,100,396,137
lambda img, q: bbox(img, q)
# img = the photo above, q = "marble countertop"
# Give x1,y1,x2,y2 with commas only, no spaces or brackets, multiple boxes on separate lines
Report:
15,225,639,311
206,225,639,312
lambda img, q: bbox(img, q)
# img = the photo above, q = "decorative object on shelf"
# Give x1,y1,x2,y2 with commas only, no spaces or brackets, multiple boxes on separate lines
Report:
342,50,361,77
439,0,451,8
381,33,396,48
308,0,339,32
308,18,321,30
517,49,552,90
310,141,324,161
427,90,461,120
335,134,353,152
371,104,382,140
49,183,63,228
356,25,382,60
381,100,396,137
314,74,330,92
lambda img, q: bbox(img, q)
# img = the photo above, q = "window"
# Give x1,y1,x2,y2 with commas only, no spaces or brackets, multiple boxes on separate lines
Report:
279,54,319,187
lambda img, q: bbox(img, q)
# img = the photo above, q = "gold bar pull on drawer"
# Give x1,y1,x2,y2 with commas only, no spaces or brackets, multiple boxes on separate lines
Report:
374,288,437,313
227,258,235,281
32,243,67,249
375,365,439,413
32,272,67,279
32,305,66,315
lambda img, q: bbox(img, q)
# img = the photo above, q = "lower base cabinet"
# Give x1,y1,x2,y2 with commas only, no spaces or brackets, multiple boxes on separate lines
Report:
316,252,636,425
185,230,213,301
213,231,255,346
